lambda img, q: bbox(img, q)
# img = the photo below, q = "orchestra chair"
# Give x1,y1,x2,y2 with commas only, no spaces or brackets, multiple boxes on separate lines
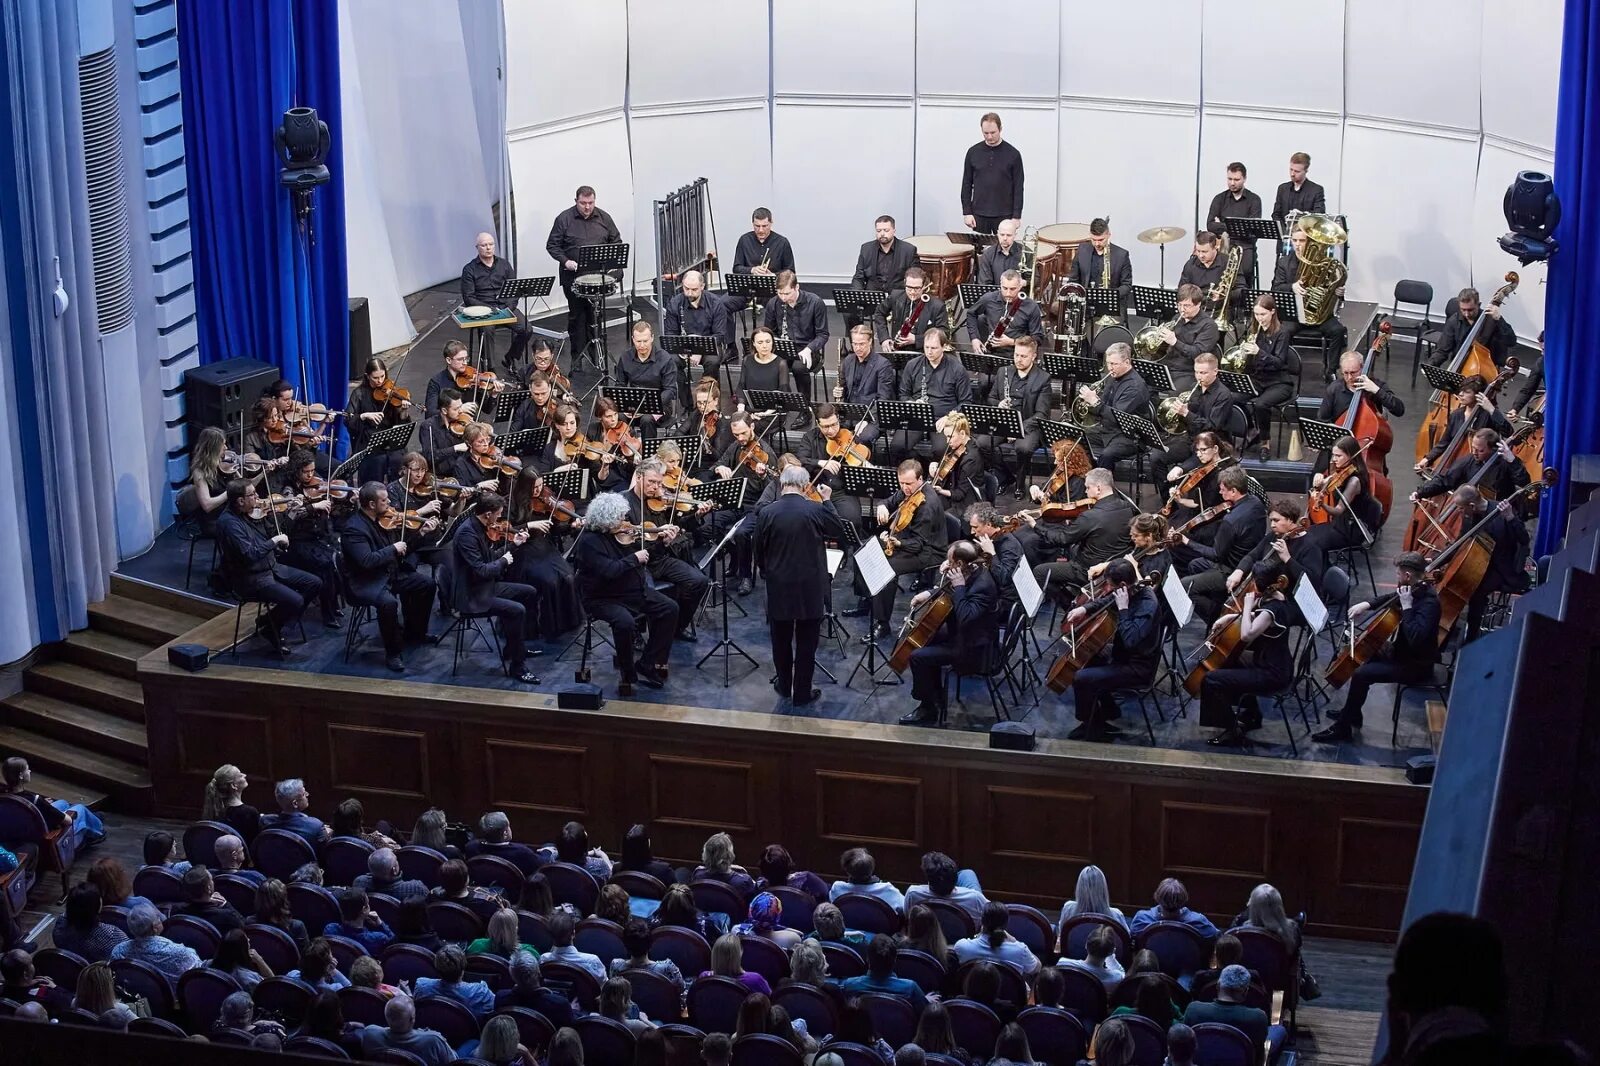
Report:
432,556,507,678
228,590,306,660
1392,670,1453,746
1107,616,1174,744
1390,280,1436,376
944,643,1014,728
1418,296,1461,385
339,570,379,664
178,516,220,592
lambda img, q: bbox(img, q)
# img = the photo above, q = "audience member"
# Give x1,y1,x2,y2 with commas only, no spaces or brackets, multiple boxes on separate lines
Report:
701,1032,733,1066
290,862,325,885
176,866,247,933
49,882,126,962
651,883,718,940
393,895,445,952
1230,883,1302,954
756,843,830,902
837,933,926,1008
1057,924,1124,993
209,834,262,886
349,954,402,998
904,850,988,924
1129,878,1218,938
594,883,631,925
910,1000,969,1064
835,997,896,1063
213,927,273,989
431,858,502,913
768,1002,816,1054
809,901,866,948
599,975,651,1035
1094,1017,1135,1066
830,847,905,912
253,878,310,954
467,811,545,876
811,1054,841,1066
259,778,331,844
416,943,496,1019
1182,964,1277,1061
142,830,191,875
899,904,955,968
201,764,260,841
216,989,289,1040
411,807,460,859
498,949,575,1028
544,911,608,983
611,916,685,990
618,824,676,884
1114,971,1181,1029
477,1012,538,1066
1382,912,1508,1066
518,872,554,918
548,1026,584,1066
108,904,202,980
1190,933,1260,1003
694,832,755,901
733,891,802,950
324,887,395,951
554,820,612,881
358,993,456,1066
1,946,74,1015
467,905,536,958
701,933,771,995
990,1022,1035,1066
1059,863,1128,930
72,960,136,1025
895,1046,925,1066
1,756,105,848
778,941,830,992
354,847,428,901
634,1026,668,1066
1166,1021,1197,1066
87,856,151,912
302,988,359,1052
953,961,1018,1024
287,937,351,993
1034,966,1065,1008
734,991,773,1039
13,1000,49,1022
332,796,399,849
951,901,1041,978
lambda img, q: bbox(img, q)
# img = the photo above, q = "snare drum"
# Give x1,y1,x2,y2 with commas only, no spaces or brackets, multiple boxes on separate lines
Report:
573,273,618,299
908,235,973,301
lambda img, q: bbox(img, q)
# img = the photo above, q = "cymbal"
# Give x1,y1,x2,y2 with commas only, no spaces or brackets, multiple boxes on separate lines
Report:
1137,226,1187,245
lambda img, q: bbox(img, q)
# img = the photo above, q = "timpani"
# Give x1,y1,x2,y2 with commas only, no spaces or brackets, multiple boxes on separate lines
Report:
908,235,973,301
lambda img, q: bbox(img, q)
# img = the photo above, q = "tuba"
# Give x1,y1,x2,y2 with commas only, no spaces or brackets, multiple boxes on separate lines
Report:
1293,213,1349,326
1219,323,1260,373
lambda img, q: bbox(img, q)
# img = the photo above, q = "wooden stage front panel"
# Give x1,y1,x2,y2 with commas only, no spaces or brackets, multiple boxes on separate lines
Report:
140,614,1427,940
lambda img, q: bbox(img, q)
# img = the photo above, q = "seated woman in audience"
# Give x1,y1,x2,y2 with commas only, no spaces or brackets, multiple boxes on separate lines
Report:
898,903,956,970
51,882,126,962
213,927,274,989
302,989,363,1057
547,1026,584,1066
618,824,676,885
768,1003,817,1055
1110,971,1181,1030
1033,965,1064,1008
694,832,757,901
332,797,399,849
700,933,772,995
73,961,138,1026
518,871,555,919
951,901,1041,979
87,857,151,913
202,763,261,842
253,878,310,955
911,999,971,1064
835,997,896,1064
290,863,324,886
612,916,685,990
468,905,538,958
0,757,104,850
1058,864,1128,930
651,882,719,940
733,892,803,950
288,937,352,993
634,1027,668,1066
1092,1017,1136,1066
554,820,612,881
1057,924,1124,994
989,1022,1035,1066
1129,878,1218,938
349,954,402,998
142,830,191,876
951,961,1019,1024
1228,882,1302,954
498,949,575,1028
411,807,464,861
756,844,830,902
1189,933,1260,1003
808,902,868,949
829,847,905,912
600,975,652,1034
734,992,773,1040
392,895,445,953
777,941,831,994
476,1013,539,1066
594,883,631,926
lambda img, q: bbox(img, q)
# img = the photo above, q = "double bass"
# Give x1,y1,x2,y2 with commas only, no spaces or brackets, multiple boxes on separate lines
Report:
1332,321,1394,520
1414,272,1518,462
1402,358,1521,552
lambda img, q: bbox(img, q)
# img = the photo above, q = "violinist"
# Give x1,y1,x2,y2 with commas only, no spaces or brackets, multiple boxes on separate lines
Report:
385,452,451,559
663,270,730,382
753,453,807,513
1085,513,1172,594
1077,342,1148,472
616,320,681,434
179,426,234,534
513,374,562,443
1306,435,1379,553
1192,498,1324,629
710,413,769,597
964,270,1043,354
1450,485,1529,641
798,404,867,526
215,481,324,656
1014,438,1092,564
1313,551,1440,743
344,357,413,481
896,327,972,457
1198,558,1298,748
1411,428,1528,508
899,540,1000,727
622,459,709,634
1316,350,1406,469
1162,432,1233,529
507,467,582,639
873,268,946,353
587,396,641,488
1239,295,1301,460
927,413,984,528
245,396,292,459
454,422,513,495
275,449,345,629
847,460,947,640
341,482,438,672
528,339,575,403
1061,557,1160,742
755,465,848,706
982,335,1053,495
1148,353,1241,479
835,324,895,445
421,390,472,473
1413,374,1510,474
1024,467,1137,611
968,504,1026,610
672,379,733,465
1169,466,1263,574
449,493,541,685
426,340,505,417
568,491,678,696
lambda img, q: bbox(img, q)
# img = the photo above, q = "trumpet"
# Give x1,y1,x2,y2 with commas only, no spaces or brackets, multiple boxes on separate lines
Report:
1219,323,1260,373
1072,373,1114,428
1155,384,1201,435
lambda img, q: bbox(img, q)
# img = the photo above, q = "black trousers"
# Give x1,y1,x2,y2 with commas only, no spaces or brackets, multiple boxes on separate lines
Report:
855,551,938,626
1288,319,1349,376
1147,436,1192,489
589,593,678,682
972,214,1006,234
1034,559,1089,610
284,540,340,622
483,581,539,671
510,549,582,638
1088,428,1140,472
247,565,323,634
488,307,531,368
353,570,435,656
1340,657,1434,726
976,429,1044,485
1200,666,1291,729
1071,662,1152,725
1184,567,1232,628
650,552,710,625
770,617,822,697
563,279,598,358
1248,382,1296,444
909,638,958,704
703,510,753,583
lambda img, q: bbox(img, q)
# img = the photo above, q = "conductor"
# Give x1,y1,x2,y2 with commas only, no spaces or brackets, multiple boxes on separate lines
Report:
755,466,848,705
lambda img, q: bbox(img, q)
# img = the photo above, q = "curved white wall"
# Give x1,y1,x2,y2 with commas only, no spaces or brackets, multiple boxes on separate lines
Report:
499,0,1559,338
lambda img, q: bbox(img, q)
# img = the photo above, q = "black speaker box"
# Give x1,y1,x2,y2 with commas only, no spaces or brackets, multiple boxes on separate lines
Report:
184,357,279,437
167,643,210,671
988,721,1036,751
349,297,372,381
557,684,604,711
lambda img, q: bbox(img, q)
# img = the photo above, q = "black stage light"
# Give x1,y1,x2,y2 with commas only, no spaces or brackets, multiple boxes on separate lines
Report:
1499,170,1560,264
276,106,331,224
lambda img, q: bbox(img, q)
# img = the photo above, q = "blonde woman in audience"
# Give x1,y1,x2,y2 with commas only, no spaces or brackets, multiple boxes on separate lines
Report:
467,905,537,958
201,763,260,841
72,962,137,1026
701,934,772,995
547,1025,585,1066
695,831,756,901
595,883,631,925
779,941,830,992
476,1013,538,1066
1058,864,1128,930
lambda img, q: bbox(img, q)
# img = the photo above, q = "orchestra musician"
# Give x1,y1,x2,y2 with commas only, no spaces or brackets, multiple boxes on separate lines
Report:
1168,466,1265,576
674,379,734,468
1189,498,1321,629
1014,438,1091,564
507,467,583,639
528,340,575,404
616,321,681,435
976,220,1023,286
966,270,1044,354
1205,162,1263,281
755,464,847,706
546,185,622,360
1427,287,1517,370
275,449,344,629
850,215,919,305
1272,228,1348,355
896,328,972,457
1270,151,1326,223
960,112,1025,234
386,452,450,535
584,397,638,492
733,207,795,276
449,493,542,685
216,480,324,656
1159,285,1221,378
460,231,532,369
426,339,506,418
761,271,830,401
848,459,947,640
179,426,235,535
1410,428,1528,508
664,270,730,383
1160,431,1234,532
1319,351,1407,467
569,492,678,696
926,413,984,533
535,404,603,483
244,396,290,459
1178,234,1244,318
1086,513,1172,591
899,540,1001,727
834,324,895,446
1449,486,1530,641
622,459,710,634
1025,467,1137,610
1062,558,1161,742
420,390,472,474
1240,295,1302,459
752,452,805,513
1306,435,1381,554
1070,218,1134,310
344,357,413,483
513,374,562,442
711,412,771,597
454,423,511,496
981,335,1052,496
874,268,947,353
1313,552,1440,743
799,404,867,527
341,482,439,672
1506,332,1544,420
968,504,1026,610
737,326,794,415
1077,342,1149,471
1148,355,1241,478
1198,558,1298,748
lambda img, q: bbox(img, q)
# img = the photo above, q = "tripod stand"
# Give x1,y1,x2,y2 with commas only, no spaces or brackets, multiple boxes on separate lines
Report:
696,517,757,686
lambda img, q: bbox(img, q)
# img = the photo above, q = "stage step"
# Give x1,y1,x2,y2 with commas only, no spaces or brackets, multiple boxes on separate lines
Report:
86,593,203,646
0,724,151,807
54,628,151,681
110,572,228,620
24,661,145,723
24,770,108,812
0,692,147,763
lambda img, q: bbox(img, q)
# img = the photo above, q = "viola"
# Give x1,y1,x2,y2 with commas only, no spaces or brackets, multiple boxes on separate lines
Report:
472,447,523,477
613,522,664,544
933,442,964,486
1161,456,1231,518
702,411,720,442
823,428,873,467
219,450,268,477
662,465,702,493
736,439,770,472
247,493,304,521
882,489,924,557
429,477,467,499
529,486,581,523
1168,500,1232,542
378,509,430,532
646,495,699,516
446,410,472,437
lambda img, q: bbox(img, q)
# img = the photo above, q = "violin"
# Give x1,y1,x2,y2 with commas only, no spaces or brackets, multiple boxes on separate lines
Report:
472,447,523,477
823,428,873,467
613,522,664,544
1161,456,1231,517
662,465,702,493
1308,458,1361,525
646,495,699,516
1168,500,1232,542
603,421,643,462
287,403,337,446
933,442,964,486
484,517,529,544
262,408,291,446
371,380,413,409
560,433,593,462
429,477,467,499
529,486,581,523
446,410,472,437
452,366,499,391
702,411,720,442
246,493,304,522
377,509,429,532
220,450,268,477
882,489,924,557
301,476,356,503
736,439,770,472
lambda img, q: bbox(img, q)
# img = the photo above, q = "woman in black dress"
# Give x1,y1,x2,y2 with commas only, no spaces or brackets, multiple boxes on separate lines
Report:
1240,295,1299,459
344,357,415,482
737,327,791,410
1306,434,1376,553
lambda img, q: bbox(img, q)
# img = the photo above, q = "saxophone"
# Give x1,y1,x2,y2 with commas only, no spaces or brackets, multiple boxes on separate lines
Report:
1208,245,1242,323
1092,234,1119,330
1293,214,1349,326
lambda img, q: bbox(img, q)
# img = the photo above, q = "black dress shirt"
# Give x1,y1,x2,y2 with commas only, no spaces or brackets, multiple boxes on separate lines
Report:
1036,496,1138,565
545,206,622,279
1171,314,1221,362
761,291,830,354
1368,583,1441,664
1205,188,1264,240
341,511,410,603
1416,451,1530,502
1184,380,1240,437
460,256,516,308
1070,244,1134,306
664,293,730,339
217,510,281,588
1182,493,1265,570
874,293,947,349
839,351,897,406
989,367,1053,433
1094,371,1152,422
615,348,681,418
966,291,1044,348
960,140,1025,219
852,238,919,292
1272,179,1327,222
1095,584,1161,670
733,231,795,274
882,488,947,564
976,243,1023,286
570,528,653,605
1253,328,1301,388
1316,376,1405,421
1237,530,1327,595
899,355,972,418
1431,311,1517,370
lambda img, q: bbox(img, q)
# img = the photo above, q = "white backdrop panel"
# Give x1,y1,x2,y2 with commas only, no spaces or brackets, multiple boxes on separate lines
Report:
1058,106,1199,285
1339,124,1479,307
628,105,774,290
1201,0,1343,113
504,0,626,132
628,1,768,106
1345,0,1483,130
1059,1,1200,105
1480,0,1562,151
773,102,914,281
915,0,1060,99
1472,143,1551,338
508,116,636,290
1197,112,1345,226
914,103,1057,234
773,0,914,98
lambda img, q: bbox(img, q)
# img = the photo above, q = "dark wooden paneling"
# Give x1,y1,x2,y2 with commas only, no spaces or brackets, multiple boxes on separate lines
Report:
483,738,592,819
172,708,274,782
814,769,923,849
326,723,431,800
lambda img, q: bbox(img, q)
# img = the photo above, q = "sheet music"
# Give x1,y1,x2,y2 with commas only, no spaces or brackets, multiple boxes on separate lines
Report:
1162,565,1194,629
854,537,898,597
826,548,845,577
1013,562,1045,619
1294,573,1329,632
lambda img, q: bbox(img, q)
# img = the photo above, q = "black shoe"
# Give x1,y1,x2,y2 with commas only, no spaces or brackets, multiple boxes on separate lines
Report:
618,682,636,698
1012,485,1025,500
385,656,406,673
793,688,822,706
841,604,871,618
1067,723,1091,740
1208,728,1248,747
1325,708,1344,722
772,678,791,699
674,628,696,642
1091,725,1123,742
511,668,541,684
636,667,666,690
899,703,940,725
1311,722,1355,742
1259,444,1272,462
1238,711,1264,732
736,578,755,596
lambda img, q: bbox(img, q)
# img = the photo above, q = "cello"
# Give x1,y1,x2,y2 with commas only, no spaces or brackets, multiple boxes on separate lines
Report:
1046,573,1158,693
1333,321,1394,520
1413,272,1518,462
1183,565,1293,697
887,565,965,673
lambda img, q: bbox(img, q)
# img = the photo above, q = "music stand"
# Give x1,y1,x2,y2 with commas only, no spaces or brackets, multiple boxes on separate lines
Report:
601,385,663,420
573,242,630,375
1038,352,1077,376
695,515,759,686
840,464,900,501
543,466,589,503
1054,354,1104,382
743,388,808,419
875,400,936,437
642,434,702,470
690,477,748,512
956,281,998,312
826,401,872,429
821,516,865,657
1298,416,1348,454
1133,285,1180,324
663,334,720,379
365,421,416,455
832,288,888,326
1110,408,1167,451
1084,285,1123,321
960,351,1009,376
883,349,920,373
1038,419,1088,449
496,276,556,364
959,403,1024,441
726,271,776,310
1421,364,1469,396
331,447,367,484
1248,288,1302,324
947,231,998,251
1132,359,1175,394
1218,370,1260,399
844,536,902,693
496,426,550,458
492,387,531,424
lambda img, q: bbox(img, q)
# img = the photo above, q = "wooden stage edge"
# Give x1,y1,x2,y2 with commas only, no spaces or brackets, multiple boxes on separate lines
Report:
140,611,1427,941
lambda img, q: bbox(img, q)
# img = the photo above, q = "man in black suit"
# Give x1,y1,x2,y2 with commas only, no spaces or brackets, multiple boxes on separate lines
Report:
756,466,848,705
1205,162,1263,282
1070,218,1133,311
449,494,541,684
616,320,681,436
1168,467,1265,575
874,268,946,352
1271,152,1326,224
1063,558,1161,741
899,540,1001,726
342,482,439,672
1025,467,1138,609
216,481,323,656
849,215,919,328
621,459,709,634
568,492,678,696
762,270,831,402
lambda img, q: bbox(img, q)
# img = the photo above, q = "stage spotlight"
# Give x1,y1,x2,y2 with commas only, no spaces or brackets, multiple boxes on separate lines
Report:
275,106,331,224
1498,170,1560,264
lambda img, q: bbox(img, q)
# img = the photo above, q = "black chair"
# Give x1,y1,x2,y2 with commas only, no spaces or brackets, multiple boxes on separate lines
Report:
467,854,526,900
954,958,1028,1005
0,794,78,876
370,1050,428,1066
771,982,836,1036
253,829,317,881
687,974,749,1033
834,893,900,935
496,1006,557,1053
576,1014,638,1065
1419,296,1461,384
396,845,448,887
575,917,627,968
415,993,480,1049
177,967,241,1032
1194,1020,1259,1065
380,942,440,983
286,882,341,932
56,1006,96,1027
30,947,86,990
516,910,553,952
857,990,917,1048
1058,913,1131,964
818,1042,887,1066
767,885,816,933
819,940,865,978
690,878,748,921
891,947,946,994
133,866,186,906
109,958,176,1019
922,897,977,943
435,556,508,677
541,959,603,1012
251,975,315,1027
945,998,1002,1059
649,924,712,978
1390,279,1435,374
1133,920,1214,982
543,861,601,914
1053,964,1109,1026
212,873,259,914
609,870,668,901
1004,903,1056,961
368,892,402,930
99,905,132,933
182,821,243,874
211,1028,257,1046
129,1015,188,1037
1393,669,1452,746
737,934,790,986
163,914,223,961
621,965,683,1023
322,836,376,888
338,984,391,1027
285,1036,352,1059
732,1033,805,1066
1017,1005,1089,1066
323,933,370,974
1121,1012,1169,1066
946,641,1015,725
425,900,485,944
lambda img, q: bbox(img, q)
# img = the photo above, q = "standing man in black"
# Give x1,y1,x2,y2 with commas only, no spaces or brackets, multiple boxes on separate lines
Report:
762,270,830,402
546,185,622,362
1205,162,1264,283
849,215,919,329
732,207,795,276
569,493,677,696
960,112,1024,234
461,231,531,370
449,494,541,685
976,220,1022,285
1271,152,1326,224
342,483,438,672
1428,287,1517,370
216,481,324,656
900,541,1001,726
1070,218,1134,312
757,466,847,705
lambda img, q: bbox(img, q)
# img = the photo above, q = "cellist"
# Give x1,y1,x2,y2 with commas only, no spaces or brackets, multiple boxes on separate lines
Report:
1198,558,1298,748
1061,558,1161,742
1313,552,1440,743
1411,429,1528,509
1413,374,1511,475
898,540,999,727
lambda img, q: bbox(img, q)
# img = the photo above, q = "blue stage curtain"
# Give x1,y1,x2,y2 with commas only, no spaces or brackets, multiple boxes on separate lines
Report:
177,0,348,414
1538,0,1600,553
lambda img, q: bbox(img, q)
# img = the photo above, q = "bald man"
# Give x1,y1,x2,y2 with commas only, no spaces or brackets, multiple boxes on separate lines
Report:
460,230,531,368
976,220,1023,286
664,269,731,384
